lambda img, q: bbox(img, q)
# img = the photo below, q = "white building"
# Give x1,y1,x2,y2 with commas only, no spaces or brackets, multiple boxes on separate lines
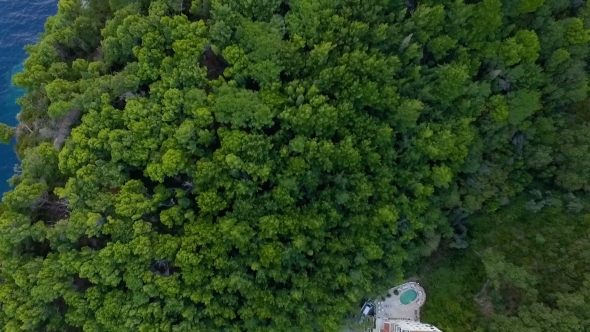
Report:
376,320,443,332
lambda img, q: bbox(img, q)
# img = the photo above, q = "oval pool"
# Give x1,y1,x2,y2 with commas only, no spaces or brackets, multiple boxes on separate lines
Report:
400,289,417,305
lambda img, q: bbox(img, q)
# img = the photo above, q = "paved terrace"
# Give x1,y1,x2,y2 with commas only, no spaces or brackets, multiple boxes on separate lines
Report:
374,282,426,323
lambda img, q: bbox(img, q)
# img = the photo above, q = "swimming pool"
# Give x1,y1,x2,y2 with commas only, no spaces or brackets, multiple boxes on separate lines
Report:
400,289,418,305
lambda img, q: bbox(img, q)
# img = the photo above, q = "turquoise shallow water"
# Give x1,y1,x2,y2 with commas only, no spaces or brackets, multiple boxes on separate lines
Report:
0,0,57,199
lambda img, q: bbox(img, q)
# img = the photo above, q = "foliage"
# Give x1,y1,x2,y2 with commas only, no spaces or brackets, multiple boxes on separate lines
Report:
0,0,589,331
0,123,15,144
420,194,590,332
419,250,485,332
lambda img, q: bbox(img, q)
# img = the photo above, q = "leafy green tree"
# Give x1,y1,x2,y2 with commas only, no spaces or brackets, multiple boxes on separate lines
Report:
507,90,542,125
0,123,15,144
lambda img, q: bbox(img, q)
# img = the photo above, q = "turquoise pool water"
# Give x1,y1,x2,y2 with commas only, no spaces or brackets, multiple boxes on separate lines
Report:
400,289,418,305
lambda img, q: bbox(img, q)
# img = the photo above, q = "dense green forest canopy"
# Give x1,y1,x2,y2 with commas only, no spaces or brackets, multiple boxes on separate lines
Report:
420,193,590,332
0,0,589,331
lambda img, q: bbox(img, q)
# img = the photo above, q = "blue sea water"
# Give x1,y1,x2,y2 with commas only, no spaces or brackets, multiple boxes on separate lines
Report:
0,0,58,198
